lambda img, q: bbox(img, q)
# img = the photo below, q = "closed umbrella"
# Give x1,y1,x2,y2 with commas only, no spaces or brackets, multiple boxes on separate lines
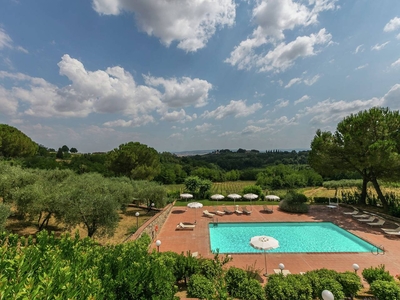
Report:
250,236,279,276
187,202,203,223
227,193,241,204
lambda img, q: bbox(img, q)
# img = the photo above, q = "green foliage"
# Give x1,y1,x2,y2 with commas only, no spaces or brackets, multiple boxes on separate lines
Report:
106,141,161,180
132,180,167,207
0,231,178,300
225,267,248,297
237,278,265,300
362,264,394,284
187,274,216,299
303,269,340,299
0,203,11,231
265,274,313,300
56,147,64,159
61,145,70,152
0,124,38,158
242,185,264,200
309,107,400,210
337,271,363,297
370,279,400,300
184,176,212,198
70,147,78,153
284,190,308,204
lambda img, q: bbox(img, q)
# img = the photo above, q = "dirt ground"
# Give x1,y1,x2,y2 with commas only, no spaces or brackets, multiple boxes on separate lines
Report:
5,206,157,245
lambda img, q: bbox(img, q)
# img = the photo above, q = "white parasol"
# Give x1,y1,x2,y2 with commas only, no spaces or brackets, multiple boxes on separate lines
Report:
187,202,203,223
265,195,280,201
211,194,224,205
250,236,279,276
227,193,242,204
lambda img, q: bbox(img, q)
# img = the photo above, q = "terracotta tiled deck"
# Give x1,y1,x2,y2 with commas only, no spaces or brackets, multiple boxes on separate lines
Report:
151,204,400,281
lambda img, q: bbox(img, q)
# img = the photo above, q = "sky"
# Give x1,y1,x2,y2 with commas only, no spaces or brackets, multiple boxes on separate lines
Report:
1,0,400,153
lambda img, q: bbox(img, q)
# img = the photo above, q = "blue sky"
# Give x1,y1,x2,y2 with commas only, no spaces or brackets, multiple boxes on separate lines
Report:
1,0,400,153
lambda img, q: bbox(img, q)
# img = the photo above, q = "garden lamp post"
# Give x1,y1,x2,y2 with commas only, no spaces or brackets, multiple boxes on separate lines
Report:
156,240,161,252
321,290,334,300
352,263,359,274
151,202,155,209
278,263,285,274
135,212,140,230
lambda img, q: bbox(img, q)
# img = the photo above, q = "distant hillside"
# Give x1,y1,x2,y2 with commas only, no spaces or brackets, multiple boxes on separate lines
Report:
173,149,216,156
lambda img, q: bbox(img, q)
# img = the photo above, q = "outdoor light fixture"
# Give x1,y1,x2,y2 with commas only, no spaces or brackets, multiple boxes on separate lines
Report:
321,290,334,300
135,212,140,230
278,263,285,274
352,263,360,274
156,240,161,252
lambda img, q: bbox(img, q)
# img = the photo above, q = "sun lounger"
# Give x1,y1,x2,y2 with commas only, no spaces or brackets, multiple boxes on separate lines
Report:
343,209,359,215
368,219,385,226
262,205,273,213
203,210,215,218
352,214,369,218
214,210,226,216
223,206,233,214
358,216,376,222
326,198,339,208
385,230,400,236
273,269,291,276
382,226,400,233
242,206,252,215
235,205,243,214
176,222,196,230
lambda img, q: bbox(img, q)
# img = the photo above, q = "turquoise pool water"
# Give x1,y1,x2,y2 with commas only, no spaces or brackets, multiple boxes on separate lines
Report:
209,222,378,253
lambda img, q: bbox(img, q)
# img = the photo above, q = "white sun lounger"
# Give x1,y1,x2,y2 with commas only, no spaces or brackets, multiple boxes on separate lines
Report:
177,222,196,230
358,216,376,222
368,219,385,226
203,210,215,218
382,226,400,233
274,269,291,276
343,209,359,215
352,214,369,218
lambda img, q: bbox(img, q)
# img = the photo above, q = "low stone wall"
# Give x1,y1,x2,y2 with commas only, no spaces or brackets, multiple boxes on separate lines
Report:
126,201,175,242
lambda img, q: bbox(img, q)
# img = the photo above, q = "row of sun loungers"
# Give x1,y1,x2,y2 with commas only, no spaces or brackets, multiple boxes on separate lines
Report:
343,208,390,228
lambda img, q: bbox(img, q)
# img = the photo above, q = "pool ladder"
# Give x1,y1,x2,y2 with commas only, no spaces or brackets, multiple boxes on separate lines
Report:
372,244,385,255
213,217,219,227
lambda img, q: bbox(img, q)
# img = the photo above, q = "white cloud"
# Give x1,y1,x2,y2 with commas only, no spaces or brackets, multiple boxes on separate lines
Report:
169,132,183,139
257,29,332,73
0,28,13,50
159,109,197,123
384,17,400,32
0,28,28,53
284,77,302,88
144,75,212,108
355,64,368,70
275,99,289,108
304,74,320,86
201,100,262,119
225,0,337,71
391,58,400,68
241,125,265,134
371,41,389,51
397,33,400,40
294,95,310,105
0,54,211,126
354,44,364,54
218,131,235,137
298,97,383,124
92,0,235,52
195,122,213,132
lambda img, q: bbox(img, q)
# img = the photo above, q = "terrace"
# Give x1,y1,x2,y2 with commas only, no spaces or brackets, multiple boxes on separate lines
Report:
148,204,400,280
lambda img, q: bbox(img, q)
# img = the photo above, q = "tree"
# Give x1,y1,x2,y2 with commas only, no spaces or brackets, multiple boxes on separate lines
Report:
70,147,78,153
309,107,400,210
61,173,125,237
61,145,69,152
0,124,38,157
56,148,64,159
106,142,161,180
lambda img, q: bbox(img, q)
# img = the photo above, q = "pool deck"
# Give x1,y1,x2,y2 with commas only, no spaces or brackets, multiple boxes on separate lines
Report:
151,204,400,280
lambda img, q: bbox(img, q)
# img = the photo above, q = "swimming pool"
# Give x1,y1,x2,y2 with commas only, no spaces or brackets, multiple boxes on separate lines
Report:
209,222,379,253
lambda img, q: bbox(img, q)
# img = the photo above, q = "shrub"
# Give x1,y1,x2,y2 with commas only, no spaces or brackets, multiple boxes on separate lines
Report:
279,200,309,213
304,269,339,299
242,185,265,200
225,267,248,297
362,265,394,285
337,271,362,298
237,278,265,300
284,190,308,204
265,274,313,300
187,274,216,299
317,278,345,300
370,280,400,300
312,197,331,204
